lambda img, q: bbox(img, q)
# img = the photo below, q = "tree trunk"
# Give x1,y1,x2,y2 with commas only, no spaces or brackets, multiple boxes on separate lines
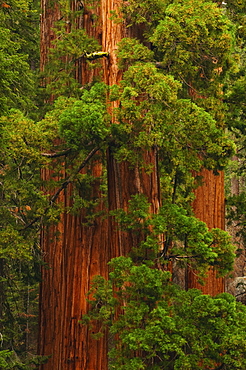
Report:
38,1,161,369
39,1,108,369
39,0,227,368
187,169,225,294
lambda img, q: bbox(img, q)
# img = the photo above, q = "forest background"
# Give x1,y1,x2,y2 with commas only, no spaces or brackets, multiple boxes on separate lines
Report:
1,0,246,369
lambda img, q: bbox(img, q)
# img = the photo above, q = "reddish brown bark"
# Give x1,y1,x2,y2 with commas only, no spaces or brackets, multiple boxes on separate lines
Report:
38,1,161,369
39,1,108,369
39,0,226,368
187,169,225,294
101,2,160,259
107,149,161,259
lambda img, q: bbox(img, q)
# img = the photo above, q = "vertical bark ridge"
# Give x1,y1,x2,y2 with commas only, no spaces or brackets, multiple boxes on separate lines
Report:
101,0,125,87
39,1,108,368
187,169,225,294
39,0,161,368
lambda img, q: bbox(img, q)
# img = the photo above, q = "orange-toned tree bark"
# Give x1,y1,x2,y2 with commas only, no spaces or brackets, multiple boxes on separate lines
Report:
38,1,160,369
39,1,109,369
38,0,234,368
187,169,225,294
184,0,232,295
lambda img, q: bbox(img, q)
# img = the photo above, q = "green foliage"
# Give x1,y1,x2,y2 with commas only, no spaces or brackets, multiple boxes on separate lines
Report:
119,0,169,28
0,110,51,259
0,0,39,115
223,1,246,261
116,0,235,128
226,0,246,43
0,27,35,115
116,38,154,69
150,0,234,85
84,257,246,369
0,110,51,359
42,0,102,99
110,62,235,177
0,350,49,369
111,194,235,279
0,262,41,364
58,82,109,149
44,26,101,97
226,192,246,249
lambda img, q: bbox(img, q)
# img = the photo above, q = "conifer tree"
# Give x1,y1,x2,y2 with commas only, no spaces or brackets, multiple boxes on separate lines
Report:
37,1,239,369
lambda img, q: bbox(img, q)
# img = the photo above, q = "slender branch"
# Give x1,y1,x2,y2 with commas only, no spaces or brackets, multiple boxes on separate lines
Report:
167,254,200,260
21,216,39,231
21,146,100,230
177,73,204,96
235,291,246,297
172,171,178,204
50,146,99,204
41,148,72,158
159,237,172,259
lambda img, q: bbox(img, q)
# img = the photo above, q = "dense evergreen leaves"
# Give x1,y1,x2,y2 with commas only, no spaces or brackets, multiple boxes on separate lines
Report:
59,83,109,149
111,194,235,278
0,0,39,115
44,27,101,97
110,63,235,172
84,257,246,369
150,0,234,82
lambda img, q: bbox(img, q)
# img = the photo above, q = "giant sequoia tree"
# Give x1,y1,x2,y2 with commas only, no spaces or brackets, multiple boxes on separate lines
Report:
34,0,244,369
36,0,241,369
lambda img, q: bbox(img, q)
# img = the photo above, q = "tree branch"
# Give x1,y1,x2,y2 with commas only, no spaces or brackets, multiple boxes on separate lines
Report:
41,148,72,158
21,146,100,230
166,254,200,260
50,146,100,204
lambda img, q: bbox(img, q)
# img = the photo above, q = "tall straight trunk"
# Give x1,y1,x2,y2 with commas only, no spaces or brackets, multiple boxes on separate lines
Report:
39,1,108,369
101,1,160,259
39,168,108,370
38,1,161,369
186,78,226,295
187,169,225,294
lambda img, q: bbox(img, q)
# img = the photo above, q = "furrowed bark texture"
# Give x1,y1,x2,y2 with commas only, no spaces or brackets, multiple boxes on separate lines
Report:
187,169,225,294
39,0,225,368
101,1,160,258
39,1,108,369
39,164,108,370
39,1,161,369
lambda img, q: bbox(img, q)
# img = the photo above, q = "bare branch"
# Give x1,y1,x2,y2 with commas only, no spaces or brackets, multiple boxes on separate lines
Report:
166,254,200,260
41,148,72,158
